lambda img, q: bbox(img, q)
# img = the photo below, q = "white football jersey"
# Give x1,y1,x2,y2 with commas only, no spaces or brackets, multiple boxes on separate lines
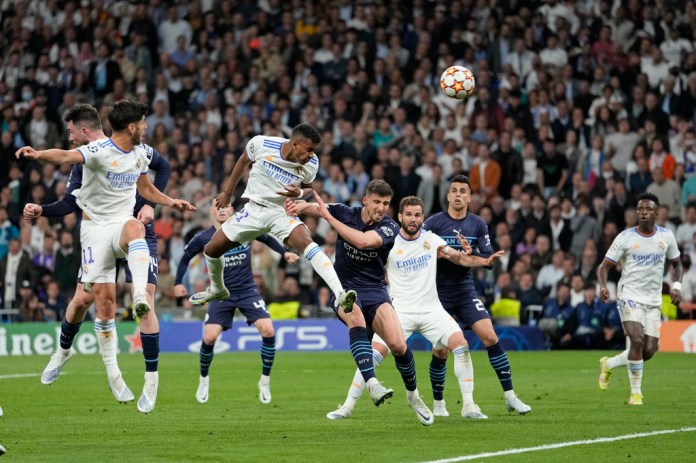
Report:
242,135,319,210
387,229,448,314
604,226,680,306
75,138,149,225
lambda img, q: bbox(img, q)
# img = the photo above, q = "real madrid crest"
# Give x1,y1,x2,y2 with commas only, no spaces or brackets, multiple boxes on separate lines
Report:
423,240,430,250
658,240,665,250
136,159,142,169
295,167,303,175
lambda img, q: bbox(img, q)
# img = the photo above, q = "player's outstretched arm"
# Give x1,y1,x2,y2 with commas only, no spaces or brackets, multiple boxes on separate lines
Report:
312,191,382,249
15,146,83,165
136,174,196,212
438,246,504,267
215,150,253,208
285,198,322,217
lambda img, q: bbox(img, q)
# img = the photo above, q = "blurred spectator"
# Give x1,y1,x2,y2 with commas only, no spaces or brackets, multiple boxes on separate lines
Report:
0,238,37,308
0,206,19,261
559,283,604,349
53,230,80,298
647,167,681,223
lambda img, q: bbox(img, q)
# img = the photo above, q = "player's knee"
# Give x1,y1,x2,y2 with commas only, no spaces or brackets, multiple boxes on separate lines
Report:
629,336,645,352
643,346,657,361
125,219,146,238
259,323,274,338
480,332,499,346
390,341,408,356
203,335,218,346
432,347,448,359
203,242,221,258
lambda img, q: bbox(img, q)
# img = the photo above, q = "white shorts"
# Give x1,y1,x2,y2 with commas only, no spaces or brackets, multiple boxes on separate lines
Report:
220,201,304,245
617,299,662,338
80,221,127,284
374,308,462,350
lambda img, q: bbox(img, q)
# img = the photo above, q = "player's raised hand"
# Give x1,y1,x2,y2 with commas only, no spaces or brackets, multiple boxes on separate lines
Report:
484,250,506,266
312,191,331,220
171,199,196,212
456,233,472,254
137,204,155,224
599,286,610,302
15,146,38,159
278,184,302,198
284,197,301,216
214,191,232,209
174,284,189,298
23,203,43,220
670,288,682,305
284,252,300,263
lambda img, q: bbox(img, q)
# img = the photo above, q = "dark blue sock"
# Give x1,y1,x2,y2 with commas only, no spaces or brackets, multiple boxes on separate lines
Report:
429,355,447,400
200,341,214,377
349,326,376,382
487,342,513,391
59,320,82,349
140,332,160,373
394,347,417,392
261,336,275,376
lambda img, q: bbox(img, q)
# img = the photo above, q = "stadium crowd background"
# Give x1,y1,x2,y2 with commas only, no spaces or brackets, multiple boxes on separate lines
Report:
1,0,696,349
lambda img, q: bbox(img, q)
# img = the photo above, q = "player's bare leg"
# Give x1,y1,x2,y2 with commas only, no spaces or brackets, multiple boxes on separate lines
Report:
197,324,223,404
137,282,159,413
334,304,393,408
471,318,531,414
286,225,356,312
624,321,646,405
189,229,233,305
92,282,134,403
373,304,433,426
119,219,150,316
255,318,275,404
40,284,92,384
446,332,486,419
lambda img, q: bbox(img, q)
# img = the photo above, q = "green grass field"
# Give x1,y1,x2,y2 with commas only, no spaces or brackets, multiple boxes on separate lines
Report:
1,350,695,462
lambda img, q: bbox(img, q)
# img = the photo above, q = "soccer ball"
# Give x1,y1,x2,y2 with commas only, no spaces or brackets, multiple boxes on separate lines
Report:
439,66,476,99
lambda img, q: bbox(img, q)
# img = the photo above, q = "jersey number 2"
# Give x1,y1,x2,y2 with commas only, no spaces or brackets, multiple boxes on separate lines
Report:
473,298,487,312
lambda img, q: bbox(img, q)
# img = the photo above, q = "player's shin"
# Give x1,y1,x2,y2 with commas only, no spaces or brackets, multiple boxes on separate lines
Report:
204,253,226,294
345,349,384,408
303,243,344,296
127,239,150,297
94,319,120,378
429,355,447,401
453,345,474,406
59,319,82,354
349,327,376,382
394,347,418,392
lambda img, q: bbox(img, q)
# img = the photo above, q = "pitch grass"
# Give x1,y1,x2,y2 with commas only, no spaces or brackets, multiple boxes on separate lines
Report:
1,351,695,462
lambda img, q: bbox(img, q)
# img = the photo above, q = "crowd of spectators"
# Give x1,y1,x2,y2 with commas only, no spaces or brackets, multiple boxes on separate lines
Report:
1,0,696,346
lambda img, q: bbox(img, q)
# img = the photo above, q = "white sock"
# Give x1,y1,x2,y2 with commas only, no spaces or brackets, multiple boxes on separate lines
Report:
94,318,120,378
345,350,384,409
204,253,225,293
259,374,270,385
607,349,630,370
627,359,643,394
127,239,150,296
454,345,474,406
303,243,344,296
145,371,158,384
504,390,517,402
58,346,71,356
406,388,419,402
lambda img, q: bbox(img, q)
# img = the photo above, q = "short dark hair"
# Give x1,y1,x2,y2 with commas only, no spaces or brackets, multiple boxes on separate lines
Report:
449,175,472,191
64,104,102,130
291,123,321,144
399,196,424,214
108,100,149,132
637,192,660,208
365,179,393,197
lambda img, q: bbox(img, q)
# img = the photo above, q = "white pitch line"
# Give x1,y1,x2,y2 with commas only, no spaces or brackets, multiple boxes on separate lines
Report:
0,372,43,380
417,427,696,463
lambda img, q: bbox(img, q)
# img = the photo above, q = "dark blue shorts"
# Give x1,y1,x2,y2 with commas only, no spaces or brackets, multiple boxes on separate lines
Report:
330,286,392,327
441,288,491,329
207,292,270,331
120,226,159,285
